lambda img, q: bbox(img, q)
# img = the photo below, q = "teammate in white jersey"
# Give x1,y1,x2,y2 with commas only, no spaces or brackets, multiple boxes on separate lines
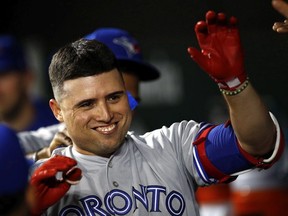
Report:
29,11,285,215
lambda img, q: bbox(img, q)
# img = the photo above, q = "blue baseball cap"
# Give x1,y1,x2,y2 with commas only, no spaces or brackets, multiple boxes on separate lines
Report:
0,35,27,73
0,124,31,195
84,28,160,81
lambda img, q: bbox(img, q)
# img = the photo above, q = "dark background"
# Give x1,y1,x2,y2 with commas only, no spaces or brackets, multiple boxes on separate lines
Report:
2,0,288,131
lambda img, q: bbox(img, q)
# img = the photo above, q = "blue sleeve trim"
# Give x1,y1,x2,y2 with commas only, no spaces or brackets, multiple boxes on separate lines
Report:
205,124,254,174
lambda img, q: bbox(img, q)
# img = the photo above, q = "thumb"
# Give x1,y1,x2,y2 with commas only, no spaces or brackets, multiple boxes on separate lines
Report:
187,47,209,70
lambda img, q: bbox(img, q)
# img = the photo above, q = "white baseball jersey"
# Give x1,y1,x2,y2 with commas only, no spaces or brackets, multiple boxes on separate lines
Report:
33,120,202,215
33,115,283,216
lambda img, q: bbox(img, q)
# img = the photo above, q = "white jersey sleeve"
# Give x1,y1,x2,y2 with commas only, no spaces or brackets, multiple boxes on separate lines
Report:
18,123,65,153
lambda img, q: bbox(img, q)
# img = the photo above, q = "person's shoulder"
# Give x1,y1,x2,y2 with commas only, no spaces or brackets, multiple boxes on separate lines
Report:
128,120,200,138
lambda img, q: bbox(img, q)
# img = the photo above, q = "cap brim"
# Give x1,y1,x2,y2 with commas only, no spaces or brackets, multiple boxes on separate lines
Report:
117,59,160,81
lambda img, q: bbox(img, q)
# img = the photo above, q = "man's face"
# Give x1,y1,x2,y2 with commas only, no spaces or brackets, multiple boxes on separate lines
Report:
50,69,132,157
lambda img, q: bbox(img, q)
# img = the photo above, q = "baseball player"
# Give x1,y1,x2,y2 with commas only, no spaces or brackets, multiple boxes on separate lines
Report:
30,11,284,215
19,27,160,160
0,35,58,132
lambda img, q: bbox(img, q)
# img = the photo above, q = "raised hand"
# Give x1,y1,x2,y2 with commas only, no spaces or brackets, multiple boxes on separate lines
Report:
36,128,73,161
188,10,247,91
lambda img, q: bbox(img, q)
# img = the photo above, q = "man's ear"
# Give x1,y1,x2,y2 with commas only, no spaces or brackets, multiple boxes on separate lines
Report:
49,99,64,122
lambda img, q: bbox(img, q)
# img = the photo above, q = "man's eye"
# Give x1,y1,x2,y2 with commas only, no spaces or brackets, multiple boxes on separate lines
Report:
80,101,93,107
108,95,120,102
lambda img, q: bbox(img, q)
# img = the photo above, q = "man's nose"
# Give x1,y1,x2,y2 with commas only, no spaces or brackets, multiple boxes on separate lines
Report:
94,102,113,122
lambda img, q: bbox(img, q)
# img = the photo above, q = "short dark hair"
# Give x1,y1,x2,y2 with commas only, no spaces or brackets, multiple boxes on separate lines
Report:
49,38,118,100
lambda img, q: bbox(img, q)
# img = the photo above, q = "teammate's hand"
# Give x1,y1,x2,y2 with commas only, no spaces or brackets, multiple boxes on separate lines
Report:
36,128,72,161
49,129,72,155
273,20,288,33
272,0,288,33
30,155,82,215
188,10,247,90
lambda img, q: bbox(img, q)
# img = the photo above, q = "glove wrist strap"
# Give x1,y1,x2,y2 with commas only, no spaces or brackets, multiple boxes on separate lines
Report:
217,73,247,90
219,78,249,96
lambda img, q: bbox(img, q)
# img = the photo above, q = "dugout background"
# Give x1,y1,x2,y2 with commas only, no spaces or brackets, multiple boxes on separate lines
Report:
2,0,288,131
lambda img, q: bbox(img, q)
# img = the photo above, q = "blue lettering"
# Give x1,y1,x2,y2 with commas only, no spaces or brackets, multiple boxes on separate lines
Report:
60,205,84,216
166,191,185,216
57,185,186,215
147,185,166,212
132,184,148,211
80,195,110,216
104,189,132,215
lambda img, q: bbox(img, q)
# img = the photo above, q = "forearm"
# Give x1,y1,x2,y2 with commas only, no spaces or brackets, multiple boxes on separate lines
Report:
18,123,64,154
224,83,276,156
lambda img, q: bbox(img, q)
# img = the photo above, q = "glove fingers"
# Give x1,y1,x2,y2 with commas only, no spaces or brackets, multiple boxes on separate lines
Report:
217,12,228,31
229,16,238,27
32,156,79,184
31,169,59,183
206,10,217,24
42,155,78,172
195,21,207,33
194,21,208,48
206,10,217,33
217,13,227,24
229,17,240,38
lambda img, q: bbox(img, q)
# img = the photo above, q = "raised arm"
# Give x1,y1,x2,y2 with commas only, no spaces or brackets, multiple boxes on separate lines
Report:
187,11,278,157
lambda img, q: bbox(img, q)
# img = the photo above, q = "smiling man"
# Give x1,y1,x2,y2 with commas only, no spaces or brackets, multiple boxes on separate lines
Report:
47,40,133,158
30,11,284,216
50,69,132,157
19,27,159,160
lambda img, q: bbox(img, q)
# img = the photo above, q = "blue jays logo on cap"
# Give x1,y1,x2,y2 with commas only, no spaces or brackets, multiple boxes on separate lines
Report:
84,28,160,81
113,36,141,58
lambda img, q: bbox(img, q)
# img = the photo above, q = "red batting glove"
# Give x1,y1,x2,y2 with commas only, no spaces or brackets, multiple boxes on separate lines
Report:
30,155,82,216
187,10,247,90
